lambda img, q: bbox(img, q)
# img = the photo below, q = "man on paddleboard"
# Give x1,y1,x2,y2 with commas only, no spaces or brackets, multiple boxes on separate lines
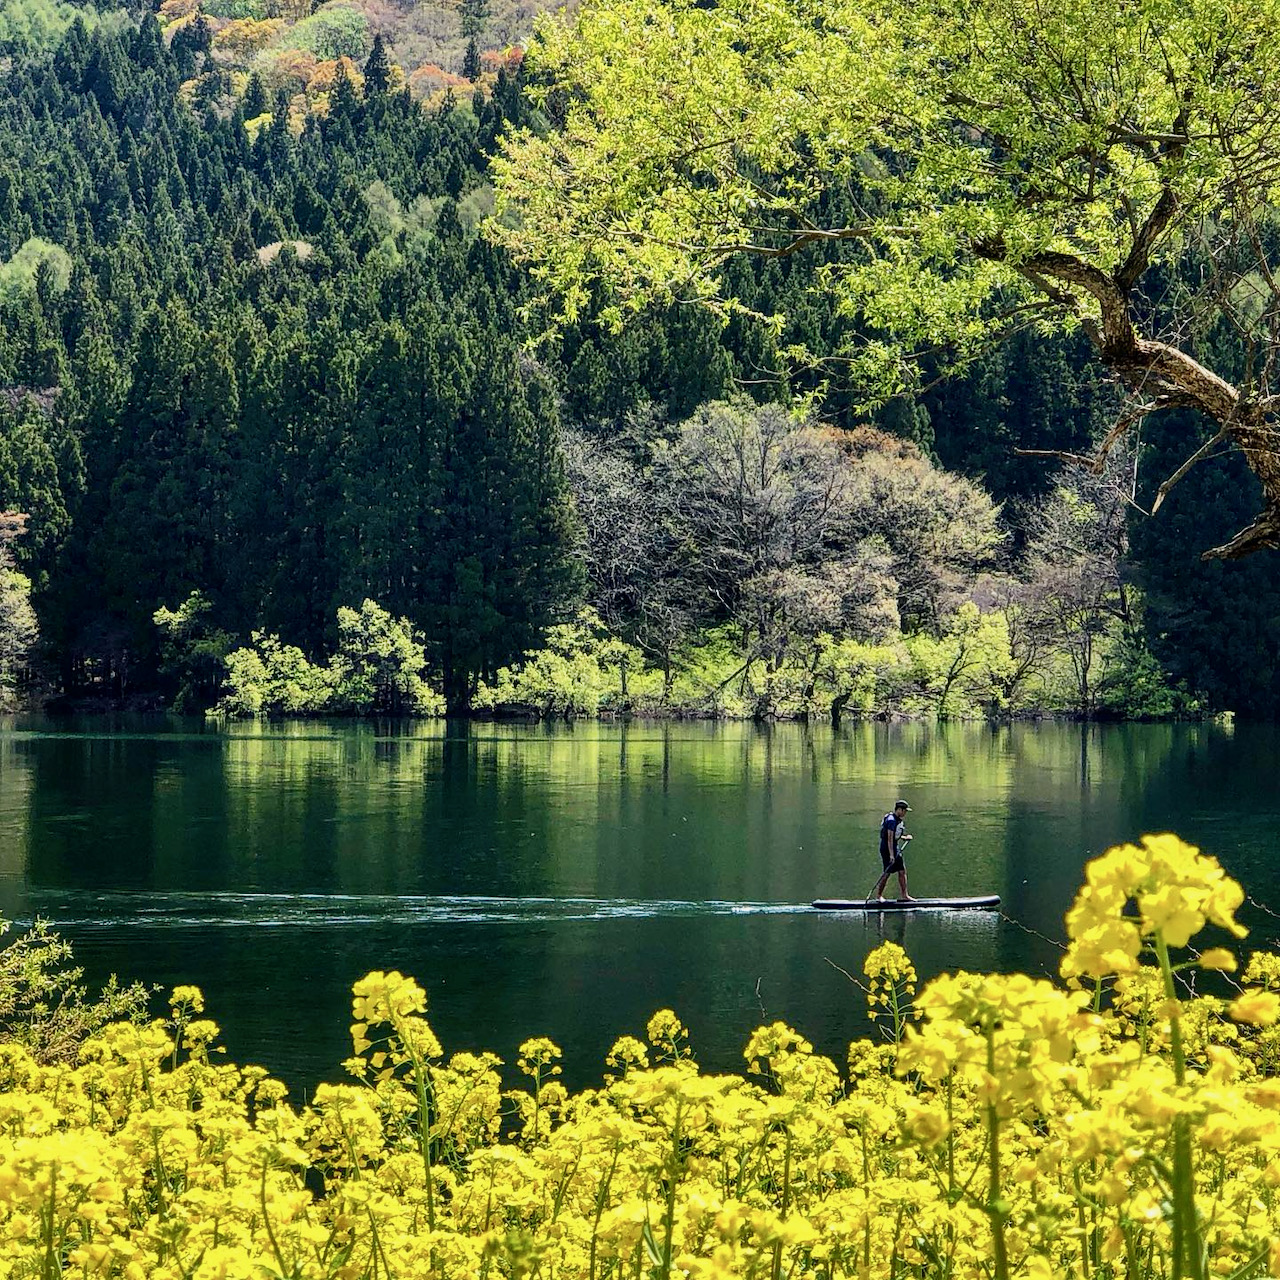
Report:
872,800,913,901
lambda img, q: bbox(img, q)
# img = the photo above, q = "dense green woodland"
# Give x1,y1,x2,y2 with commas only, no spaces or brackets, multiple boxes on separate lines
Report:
0,12,1277,716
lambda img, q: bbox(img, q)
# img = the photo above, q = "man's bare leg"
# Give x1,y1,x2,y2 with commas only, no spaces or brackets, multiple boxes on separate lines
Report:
871,871,890,900
897,870,912,901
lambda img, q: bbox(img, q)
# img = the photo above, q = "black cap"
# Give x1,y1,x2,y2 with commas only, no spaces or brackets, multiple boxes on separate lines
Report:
895,799,910,810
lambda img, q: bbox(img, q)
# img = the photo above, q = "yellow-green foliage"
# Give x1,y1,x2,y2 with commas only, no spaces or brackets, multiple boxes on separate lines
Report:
0,560,36,700
2,835,1279,1279
0,238,70,305
0,920,148,1065
272,1,368,60
475,609,652,716
476,617,913,720
217,600,445,717
657,631,911,720
0,0,116,49
904,602,1013,718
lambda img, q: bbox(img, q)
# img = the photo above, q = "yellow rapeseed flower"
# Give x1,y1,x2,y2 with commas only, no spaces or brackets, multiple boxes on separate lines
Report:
4,833,1280,1280
1230,991,1280,1027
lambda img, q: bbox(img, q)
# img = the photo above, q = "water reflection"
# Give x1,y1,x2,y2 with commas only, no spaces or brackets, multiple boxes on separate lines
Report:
0,716,1272,1088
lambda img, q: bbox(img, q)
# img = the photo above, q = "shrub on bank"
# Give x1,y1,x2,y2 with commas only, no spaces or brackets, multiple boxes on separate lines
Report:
474,611,653,717
171,592,1188,721
0,919,148,1064
216,600,445,717
0,836,1276,1278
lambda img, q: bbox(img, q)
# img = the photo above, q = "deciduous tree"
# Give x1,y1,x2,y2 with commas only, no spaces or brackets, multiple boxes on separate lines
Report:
0,512,37,701
493,0,1280,559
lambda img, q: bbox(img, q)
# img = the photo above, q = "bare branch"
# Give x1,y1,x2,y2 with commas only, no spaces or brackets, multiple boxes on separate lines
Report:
1014,447,1107,468
1150,428,1230,515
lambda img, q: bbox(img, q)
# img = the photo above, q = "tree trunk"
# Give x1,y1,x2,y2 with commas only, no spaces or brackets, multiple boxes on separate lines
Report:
443,665,472,717
1009,246,1280,560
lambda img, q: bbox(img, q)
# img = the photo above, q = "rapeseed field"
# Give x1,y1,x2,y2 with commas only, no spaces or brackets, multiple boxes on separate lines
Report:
2,835,1277,1279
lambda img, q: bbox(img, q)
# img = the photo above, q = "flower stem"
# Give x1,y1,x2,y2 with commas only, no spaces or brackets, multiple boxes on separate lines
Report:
985,1026,1009,1280
1154,931,1204,1280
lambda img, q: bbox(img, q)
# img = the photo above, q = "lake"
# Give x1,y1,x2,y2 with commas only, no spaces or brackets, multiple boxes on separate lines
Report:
0,716,1276,1092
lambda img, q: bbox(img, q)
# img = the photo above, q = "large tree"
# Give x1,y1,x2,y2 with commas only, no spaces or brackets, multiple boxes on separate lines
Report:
492,0,1280,559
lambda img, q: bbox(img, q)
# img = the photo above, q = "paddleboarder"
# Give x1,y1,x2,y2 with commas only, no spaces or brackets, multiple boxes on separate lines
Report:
872,800,913,901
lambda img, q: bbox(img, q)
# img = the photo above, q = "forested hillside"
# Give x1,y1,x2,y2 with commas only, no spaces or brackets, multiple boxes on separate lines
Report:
2,5,1279,718
5,0,539,103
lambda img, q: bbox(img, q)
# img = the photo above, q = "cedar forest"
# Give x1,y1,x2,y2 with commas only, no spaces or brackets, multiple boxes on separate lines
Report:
2,0,1280,720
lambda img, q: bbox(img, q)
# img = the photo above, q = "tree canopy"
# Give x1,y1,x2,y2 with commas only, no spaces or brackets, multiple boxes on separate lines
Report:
1,7,1276,719
493,0,1280,559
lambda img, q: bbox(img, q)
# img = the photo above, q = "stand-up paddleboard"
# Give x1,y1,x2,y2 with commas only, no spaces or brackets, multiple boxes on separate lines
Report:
812,895,1000,911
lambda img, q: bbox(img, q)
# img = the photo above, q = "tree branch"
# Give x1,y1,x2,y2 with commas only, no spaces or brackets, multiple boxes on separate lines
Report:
1150,427,1229,515
1202,508,1280,560
1114,185,1180,292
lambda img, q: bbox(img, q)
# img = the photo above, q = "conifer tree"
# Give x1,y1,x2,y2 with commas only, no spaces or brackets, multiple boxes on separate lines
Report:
459,0,488,42
330,63,359,122
459,0,487,79
363,34,391,96
242,73,267,119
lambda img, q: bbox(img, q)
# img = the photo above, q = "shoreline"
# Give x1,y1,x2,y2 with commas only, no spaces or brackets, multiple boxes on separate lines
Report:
15,694,1229,727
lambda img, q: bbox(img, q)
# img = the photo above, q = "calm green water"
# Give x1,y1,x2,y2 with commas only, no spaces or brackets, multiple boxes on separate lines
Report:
0,717,1276,1090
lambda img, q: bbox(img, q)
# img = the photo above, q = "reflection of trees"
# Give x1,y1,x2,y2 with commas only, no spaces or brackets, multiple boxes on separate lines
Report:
15,718,1156,911
25,732,166,889
216,721,1013,904
0,736,32,893
1094,722,1181,807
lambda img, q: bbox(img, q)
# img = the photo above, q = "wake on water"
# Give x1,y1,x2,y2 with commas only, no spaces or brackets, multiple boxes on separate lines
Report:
17,890,817,929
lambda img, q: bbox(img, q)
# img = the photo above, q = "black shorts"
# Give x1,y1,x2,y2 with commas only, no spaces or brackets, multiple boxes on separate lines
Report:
881,850,905,874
